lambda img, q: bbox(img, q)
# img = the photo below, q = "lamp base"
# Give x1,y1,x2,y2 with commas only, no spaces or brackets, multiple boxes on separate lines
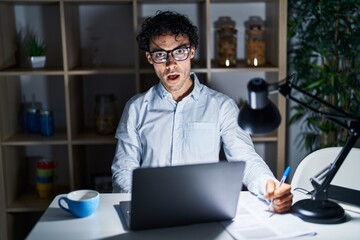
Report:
292,199,346,224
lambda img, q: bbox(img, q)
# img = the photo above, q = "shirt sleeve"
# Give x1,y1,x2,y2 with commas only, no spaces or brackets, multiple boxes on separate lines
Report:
220,98,276,196
111,101,141,193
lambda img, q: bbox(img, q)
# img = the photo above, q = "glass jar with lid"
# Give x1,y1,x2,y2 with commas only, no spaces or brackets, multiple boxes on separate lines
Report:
26,107,41,133
245,16,266,67
40,109,54,136
215,16,237,67
94,94,118,135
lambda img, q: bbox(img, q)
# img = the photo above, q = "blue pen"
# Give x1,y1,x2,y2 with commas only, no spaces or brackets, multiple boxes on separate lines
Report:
269,166,291,210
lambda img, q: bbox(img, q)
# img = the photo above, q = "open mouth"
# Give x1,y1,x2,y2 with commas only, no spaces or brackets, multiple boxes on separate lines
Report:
167,74,180,82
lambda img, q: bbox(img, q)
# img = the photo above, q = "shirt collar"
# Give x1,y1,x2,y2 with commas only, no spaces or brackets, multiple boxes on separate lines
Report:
156,72,202,101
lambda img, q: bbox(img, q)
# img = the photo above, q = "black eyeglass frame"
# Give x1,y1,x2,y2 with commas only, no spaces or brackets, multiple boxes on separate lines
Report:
148,45,192,64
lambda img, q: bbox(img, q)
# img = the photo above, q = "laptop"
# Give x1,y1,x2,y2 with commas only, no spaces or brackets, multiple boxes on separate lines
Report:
119,161,245,230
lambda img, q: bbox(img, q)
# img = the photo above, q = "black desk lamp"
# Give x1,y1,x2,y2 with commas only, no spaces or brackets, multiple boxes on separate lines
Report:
238,73,360,224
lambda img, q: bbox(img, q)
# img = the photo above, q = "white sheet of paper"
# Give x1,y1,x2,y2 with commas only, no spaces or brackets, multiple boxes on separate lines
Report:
222,193,316,240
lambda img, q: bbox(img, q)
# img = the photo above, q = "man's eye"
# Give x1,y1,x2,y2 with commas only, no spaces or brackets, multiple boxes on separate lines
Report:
174,48,186,55
154,52,166,58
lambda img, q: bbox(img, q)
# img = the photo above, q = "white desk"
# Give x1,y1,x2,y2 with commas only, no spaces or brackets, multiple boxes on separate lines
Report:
26,192,360,240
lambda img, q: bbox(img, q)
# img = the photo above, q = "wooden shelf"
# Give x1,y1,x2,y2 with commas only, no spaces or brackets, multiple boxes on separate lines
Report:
68,66,136,75
252,132,278,142
210,60,279,72
6,186,70,213
0,67,65,76
2,130,68,146
0,1,287,239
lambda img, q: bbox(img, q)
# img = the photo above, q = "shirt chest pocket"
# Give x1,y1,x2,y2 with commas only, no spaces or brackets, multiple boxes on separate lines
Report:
185,122,216,154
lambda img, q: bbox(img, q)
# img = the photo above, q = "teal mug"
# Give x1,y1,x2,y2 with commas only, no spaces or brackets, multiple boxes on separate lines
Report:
58,190,100,218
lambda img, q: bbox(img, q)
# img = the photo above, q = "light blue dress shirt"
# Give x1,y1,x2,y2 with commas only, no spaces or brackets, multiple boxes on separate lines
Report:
111,73,275,195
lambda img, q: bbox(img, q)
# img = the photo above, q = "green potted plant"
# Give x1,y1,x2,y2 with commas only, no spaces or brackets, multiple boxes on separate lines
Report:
287,0,360,152
26,34,46,68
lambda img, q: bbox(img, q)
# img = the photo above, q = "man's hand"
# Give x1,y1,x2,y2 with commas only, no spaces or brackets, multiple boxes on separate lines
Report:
263,179,293,213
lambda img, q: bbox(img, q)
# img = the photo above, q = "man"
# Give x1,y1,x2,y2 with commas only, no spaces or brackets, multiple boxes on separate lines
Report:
112,11,292,213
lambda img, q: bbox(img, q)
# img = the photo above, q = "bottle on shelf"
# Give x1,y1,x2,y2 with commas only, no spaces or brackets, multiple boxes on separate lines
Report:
40,109,54,137
26,107,41,134
245,16,266,67
215,16,237,67
26,96,42,134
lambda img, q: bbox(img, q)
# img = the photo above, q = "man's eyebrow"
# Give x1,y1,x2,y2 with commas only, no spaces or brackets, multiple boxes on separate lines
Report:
174,44,190,49
149,46,163,52
149,44,189,53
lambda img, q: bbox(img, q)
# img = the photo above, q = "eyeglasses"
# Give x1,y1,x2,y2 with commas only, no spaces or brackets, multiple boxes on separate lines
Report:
149,45,191,64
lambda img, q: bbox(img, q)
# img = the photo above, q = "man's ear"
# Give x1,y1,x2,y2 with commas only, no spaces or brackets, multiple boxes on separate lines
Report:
190,48,196,59
146,52,153,64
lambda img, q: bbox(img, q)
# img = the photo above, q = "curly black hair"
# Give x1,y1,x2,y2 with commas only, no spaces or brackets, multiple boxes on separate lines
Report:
136,10,199,52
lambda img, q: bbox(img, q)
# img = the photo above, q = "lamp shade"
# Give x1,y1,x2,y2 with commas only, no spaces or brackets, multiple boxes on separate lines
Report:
238,101,281,134
238,78,281,135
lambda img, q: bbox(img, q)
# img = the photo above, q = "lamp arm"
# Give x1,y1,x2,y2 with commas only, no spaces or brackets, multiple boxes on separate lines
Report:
286,94,350,130
272,76,360,201
277,80,359,122
310,129,359,200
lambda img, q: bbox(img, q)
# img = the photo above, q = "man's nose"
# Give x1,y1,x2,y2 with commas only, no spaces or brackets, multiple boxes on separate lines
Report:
165,52,176,64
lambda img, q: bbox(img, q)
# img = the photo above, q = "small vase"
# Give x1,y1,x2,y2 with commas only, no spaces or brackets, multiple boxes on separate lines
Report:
30,56,46,69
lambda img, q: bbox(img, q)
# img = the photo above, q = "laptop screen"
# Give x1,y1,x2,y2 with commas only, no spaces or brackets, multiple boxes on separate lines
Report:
120,161,245,230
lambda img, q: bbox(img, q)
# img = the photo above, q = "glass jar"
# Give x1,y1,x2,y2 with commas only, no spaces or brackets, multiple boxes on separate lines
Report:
26,107,41,133
245,16,266,67
215,17,237,67
40,109,54,136
95,94,117,135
